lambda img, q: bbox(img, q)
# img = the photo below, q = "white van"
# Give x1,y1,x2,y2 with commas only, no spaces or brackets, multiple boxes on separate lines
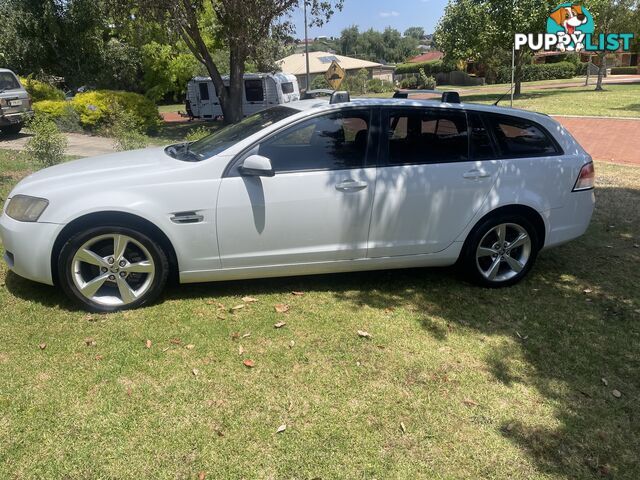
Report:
186,73,300,120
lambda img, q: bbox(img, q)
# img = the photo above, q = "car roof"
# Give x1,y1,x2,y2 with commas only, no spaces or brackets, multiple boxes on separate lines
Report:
288,96,552,123
0,68,17,73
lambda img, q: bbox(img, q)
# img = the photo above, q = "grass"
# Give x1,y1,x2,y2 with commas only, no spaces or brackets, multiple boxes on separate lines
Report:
1,149,639,478
364,83,640,118
157,103,185,114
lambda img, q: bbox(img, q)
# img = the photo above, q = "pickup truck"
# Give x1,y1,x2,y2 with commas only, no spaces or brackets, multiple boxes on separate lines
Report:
0,69,33,135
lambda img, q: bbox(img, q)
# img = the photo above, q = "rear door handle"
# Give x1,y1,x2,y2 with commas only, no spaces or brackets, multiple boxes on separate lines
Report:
336,180,368,192
463,169,491,180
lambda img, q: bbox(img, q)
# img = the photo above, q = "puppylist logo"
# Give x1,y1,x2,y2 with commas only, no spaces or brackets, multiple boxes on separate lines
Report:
515,2,634,53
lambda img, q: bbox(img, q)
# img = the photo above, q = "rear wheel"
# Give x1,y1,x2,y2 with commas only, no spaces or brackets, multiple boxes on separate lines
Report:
462,214,540,288
58,227,169,312
1,122,23,135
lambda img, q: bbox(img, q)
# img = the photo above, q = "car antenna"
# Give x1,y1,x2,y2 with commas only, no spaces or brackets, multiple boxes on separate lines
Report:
493,84,515,106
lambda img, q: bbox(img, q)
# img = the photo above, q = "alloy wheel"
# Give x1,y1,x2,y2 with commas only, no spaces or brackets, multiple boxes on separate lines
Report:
475,223,532,282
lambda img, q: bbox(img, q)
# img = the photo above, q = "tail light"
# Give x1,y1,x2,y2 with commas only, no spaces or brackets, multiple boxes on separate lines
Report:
573,162,595,191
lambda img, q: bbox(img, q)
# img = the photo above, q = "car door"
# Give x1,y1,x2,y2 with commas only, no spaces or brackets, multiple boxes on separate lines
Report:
367,107,501,257
216,108,377,268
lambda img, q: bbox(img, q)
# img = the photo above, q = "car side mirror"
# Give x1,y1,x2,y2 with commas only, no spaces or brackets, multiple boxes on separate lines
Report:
239,154,275,177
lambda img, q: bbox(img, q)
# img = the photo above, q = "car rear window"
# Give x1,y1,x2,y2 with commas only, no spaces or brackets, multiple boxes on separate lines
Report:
0,72,21,91
487,114,560,157
281,82,294,94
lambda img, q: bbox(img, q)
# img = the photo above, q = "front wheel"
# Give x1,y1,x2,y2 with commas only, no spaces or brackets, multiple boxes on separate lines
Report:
462,214,539,288
58,227,169,312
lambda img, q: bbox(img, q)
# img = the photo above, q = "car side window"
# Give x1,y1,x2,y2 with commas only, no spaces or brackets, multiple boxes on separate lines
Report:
488,114,559,157
386,108,468,164
468,112,496,160
257,110,371,173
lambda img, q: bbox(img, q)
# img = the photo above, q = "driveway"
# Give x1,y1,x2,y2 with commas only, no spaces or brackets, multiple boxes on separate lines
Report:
0,132,116,157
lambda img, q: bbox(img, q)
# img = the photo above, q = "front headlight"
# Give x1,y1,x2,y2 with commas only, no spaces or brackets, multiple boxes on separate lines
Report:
5,195,49,222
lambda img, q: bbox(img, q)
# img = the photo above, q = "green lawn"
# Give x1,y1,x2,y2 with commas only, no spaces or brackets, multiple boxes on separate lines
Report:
365,83,640,118
1,149,639,479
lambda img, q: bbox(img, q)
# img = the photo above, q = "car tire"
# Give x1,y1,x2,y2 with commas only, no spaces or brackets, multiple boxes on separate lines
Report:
462,213,540,288
1,122,23,135
58,226,169,312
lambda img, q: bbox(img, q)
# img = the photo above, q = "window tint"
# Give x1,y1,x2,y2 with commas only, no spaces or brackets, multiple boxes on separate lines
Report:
387,109,468,164
0,72,20,90
488,114,558,157
198,82,210,101
281,82,294,94
468,112,496,160
245,79,264,102
258,110,370,172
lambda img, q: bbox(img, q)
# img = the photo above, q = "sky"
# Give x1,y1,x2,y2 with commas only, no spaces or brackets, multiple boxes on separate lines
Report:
287,0,449,39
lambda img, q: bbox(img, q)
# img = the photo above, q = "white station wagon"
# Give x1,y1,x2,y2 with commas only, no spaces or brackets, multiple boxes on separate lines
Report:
0,92,595,312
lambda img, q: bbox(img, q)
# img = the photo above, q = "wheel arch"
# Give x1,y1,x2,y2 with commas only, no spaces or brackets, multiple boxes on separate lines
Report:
459,204,546,262
51,211,179,285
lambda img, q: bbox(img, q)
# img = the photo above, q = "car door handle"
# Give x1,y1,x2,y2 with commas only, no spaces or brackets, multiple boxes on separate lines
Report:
336,180,368,192
463,169,491,180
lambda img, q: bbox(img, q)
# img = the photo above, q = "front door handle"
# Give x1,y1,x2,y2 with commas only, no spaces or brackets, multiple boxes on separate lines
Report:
463,169,491,180
336,180,368,192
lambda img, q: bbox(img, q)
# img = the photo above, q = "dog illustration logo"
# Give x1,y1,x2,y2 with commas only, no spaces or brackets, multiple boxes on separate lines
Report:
547,3,595,51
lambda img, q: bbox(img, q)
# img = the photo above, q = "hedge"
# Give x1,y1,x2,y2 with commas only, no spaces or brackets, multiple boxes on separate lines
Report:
33,90,161,133
18,76,65,102
395,60,453,76
495,61,576,84
610,66,638,75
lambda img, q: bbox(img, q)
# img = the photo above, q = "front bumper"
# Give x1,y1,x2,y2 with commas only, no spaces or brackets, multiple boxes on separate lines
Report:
0,212,62,285
0,110,33,127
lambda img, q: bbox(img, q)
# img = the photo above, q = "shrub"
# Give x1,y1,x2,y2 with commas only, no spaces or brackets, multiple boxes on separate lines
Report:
610,66,637,75
33,100,82,132
107,107,149,152
365,78,395,93
33,100,67,118
18,76,65,102
396,60,452,76
310,75,331,90
72,90,161,133
400,76,418,89
185,126,212,142
494,61,576,84
418,68,436,89
25,114,67,167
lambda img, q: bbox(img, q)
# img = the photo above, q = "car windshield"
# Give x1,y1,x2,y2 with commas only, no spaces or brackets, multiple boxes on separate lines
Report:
182,106,299,161
0,72,21,91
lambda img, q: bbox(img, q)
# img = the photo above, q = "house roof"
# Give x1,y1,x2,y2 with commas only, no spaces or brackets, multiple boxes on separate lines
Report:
408,51,444,63
277,51,388,75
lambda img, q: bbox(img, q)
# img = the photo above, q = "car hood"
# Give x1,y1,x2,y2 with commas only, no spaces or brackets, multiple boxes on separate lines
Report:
11,147,184,197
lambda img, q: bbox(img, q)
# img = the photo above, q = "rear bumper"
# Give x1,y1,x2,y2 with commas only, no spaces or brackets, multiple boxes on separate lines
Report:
544,189,595,249
0,110,32,127
0,212,62,285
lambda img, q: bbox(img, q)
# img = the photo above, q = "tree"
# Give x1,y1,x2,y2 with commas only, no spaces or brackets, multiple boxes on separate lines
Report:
339,25,359,56
404,26,425,40
435,0,554,95
112,0,343,123
585,0,636,90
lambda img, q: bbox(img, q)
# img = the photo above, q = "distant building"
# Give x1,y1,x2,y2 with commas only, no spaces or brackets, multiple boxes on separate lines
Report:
407,51,444,63
277,51,396,90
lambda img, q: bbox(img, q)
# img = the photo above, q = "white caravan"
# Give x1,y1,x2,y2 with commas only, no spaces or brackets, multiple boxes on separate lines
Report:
186,73,300,119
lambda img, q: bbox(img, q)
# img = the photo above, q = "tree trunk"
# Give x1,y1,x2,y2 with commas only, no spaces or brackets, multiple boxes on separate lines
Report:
595,53,606,91
221,45,245,124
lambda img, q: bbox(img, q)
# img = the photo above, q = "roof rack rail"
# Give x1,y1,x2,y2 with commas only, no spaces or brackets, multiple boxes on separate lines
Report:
301,89,351,104
393,89,461,104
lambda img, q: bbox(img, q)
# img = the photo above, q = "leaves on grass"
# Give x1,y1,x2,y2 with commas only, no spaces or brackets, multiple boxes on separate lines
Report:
185,344,195,350
463,398,479,407
612,389,622,398
243,359,255,368
274,321,287,329
601,378,608,386
291,291,305,296
231,332,240,340
170,338,182,345
38,343,46,350
516,331,529,341
230,304,246,312
145,339,152,349
583,288,593,294
198,472,206,480
242,333,251,339
192,368,200,377
274,304,290,314
400,422,407,434
95,354,103,361
242,296,258,303
276,424,287,433
289,340,295,348
357,330,372,339
84,338,96,347
238,344,245,356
